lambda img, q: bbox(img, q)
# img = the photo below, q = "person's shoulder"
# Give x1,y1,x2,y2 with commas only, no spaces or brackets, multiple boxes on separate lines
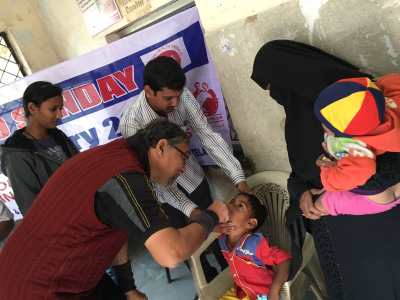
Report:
240,232,265,254
129,91,146,108
180,88,196,104
49,128,69,139
121,93,147,120
246,232,266,243
0,131,34,175
3,129,32,150
117,171,150,191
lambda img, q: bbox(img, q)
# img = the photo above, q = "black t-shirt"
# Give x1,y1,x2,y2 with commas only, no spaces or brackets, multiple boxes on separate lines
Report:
94,171,170,241
33,135,68,163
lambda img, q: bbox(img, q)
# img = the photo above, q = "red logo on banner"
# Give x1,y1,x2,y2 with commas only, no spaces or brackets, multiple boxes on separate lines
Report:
193,82,218,116
158,49,182,65
150,44,184,66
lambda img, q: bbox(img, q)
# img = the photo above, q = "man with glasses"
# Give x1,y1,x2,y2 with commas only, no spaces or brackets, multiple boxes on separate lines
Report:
0,120,229,300
119,56,250,280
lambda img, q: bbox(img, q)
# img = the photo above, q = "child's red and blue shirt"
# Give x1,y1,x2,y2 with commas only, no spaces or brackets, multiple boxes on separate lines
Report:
219,232,291,300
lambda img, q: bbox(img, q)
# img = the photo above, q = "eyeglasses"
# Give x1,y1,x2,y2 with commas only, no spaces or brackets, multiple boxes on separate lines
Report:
171,145,190,161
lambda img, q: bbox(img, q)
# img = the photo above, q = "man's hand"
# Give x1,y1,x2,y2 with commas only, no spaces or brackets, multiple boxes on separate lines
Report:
299,190,327,220
126,289,148,300
237,181,252,194
207,201,229,223
214,222,236,234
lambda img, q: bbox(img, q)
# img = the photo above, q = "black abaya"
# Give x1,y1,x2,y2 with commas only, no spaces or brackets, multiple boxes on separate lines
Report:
251,40,400,300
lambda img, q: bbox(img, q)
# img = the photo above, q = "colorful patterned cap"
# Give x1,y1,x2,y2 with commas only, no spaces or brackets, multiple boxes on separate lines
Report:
314,77,385,137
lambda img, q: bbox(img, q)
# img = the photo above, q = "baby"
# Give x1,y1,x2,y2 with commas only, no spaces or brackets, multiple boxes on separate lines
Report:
313,74,400,215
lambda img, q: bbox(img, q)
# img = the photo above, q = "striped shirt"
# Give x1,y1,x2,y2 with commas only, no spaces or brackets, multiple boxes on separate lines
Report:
119,88,245,217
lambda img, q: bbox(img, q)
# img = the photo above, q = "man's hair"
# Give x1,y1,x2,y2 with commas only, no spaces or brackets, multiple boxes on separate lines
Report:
239,192,267,232
136,119,189,150
143,56,186,93
23,81,62,117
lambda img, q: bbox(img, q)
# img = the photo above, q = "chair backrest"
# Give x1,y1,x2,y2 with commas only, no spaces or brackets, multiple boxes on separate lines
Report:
253,182,291,253
190,171,291,300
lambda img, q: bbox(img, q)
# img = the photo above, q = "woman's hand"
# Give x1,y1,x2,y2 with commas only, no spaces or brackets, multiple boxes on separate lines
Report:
299,190,327,220
314,198,328,215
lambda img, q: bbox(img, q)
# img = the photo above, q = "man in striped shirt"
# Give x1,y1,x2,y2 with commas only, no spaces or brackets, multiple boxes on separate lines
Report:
119,56,250,226
119,56,250,279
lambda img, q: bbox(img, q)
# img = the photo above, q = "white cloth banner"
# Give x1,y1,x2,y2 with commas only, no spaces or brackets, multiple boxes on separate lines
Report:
0,6,230,220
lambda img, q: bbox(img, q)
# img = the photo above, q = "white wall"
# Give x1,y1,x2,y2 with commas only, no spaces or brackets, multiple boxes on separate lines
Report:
0,0,59,72
195,0,291,31
195,0,400,173
36,0,172,62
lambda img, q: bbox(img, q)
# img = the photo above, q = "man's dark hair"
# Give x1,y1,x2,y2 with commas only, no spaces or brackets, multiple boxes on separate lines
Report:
138,118,189,149
127,119,189,173
23,81,62,117
143,56,186,93
239,192,267,232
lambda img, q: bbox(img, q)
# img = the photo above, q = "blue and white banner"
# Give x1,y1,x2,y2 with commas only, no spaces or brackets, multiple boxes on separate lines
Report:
0,6,230,220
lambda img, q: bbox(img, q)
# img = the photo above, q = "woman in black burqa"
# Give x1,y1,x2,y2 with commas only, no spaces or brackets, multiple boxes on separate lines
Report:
251,39,400,300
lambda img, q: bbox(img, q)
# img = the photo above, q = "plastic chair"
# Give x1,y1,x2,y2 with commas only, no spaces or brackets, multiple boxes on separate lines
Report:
189,171,327,300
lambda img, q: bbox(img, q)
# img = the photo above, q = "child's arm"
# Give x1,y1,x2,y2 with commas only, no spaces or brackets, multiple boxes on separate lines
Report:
269,260,290,300
256,236,291,299
376,73,400,104
315,191,400,216
320,155,376,192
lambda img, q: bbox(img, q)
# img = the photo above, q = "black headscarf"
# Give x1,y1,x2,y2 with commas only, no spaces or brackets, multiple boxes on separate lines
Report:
251,40,371,185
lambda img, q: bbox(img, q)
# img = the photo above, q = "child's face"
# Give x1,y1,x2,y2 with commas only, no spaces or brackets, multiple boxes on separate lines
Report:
227,195,257,236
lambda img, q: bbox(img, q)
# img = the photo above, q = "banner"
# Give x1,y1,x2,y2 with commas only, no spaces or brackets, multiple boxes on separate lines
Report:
0,6,230,220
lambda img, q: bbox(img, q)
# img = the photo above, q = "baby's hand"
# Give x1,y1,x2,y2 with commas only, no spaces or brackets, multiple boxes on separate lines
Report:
316,154,336,168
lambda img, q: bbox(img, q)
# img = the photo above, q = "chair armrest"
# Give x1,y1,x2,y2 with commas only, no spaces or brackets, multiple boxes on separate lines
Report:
189,232,219,291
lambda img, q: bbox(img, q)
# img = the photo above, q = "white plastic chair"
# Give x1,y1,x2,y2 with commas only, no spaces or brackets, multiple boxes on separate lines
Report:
190,171,327,300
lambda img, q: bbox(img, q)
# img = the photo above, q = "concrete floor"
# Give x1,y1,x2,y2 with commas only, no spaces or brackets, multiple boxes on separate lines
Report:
131,244,196,300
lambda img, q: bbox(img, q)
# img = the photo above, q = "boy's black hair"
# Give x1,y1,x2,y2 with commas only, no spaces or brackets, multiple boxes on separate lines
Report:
23,81,62,117
143,56,186,93
239,192,267,232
